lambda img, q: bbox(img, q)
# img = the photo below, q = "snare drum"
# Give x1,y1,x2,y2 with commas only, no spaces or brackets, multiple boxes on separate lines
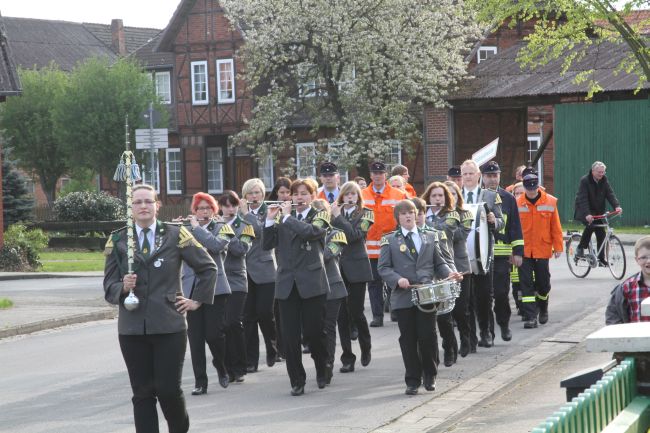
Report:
465,203,493,275
410,280,461,314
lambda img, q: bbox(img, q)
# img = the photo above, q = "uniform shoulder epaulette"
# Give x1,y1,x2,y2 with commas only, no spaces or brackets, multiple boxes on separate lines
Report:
329,229,348,245
380,234,390,247
445,211,460,226
178,225,204,248
361,208,374,222
241,223,256,239
164,221,182,226
437,230,447,241
494,193,502,205
218,223,236,240
313,210,331,228
104,226,127,256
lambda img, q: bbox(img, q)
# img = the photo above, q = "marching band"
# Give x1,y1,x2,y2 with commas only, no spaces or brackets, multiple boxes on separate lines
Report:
106,158,554,432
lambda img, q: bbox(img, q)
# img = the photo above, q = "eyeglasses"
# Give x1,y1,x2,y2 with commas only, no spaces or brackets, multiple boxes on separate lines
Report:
196,206,213,211
132,199,156,206
636,256,650,262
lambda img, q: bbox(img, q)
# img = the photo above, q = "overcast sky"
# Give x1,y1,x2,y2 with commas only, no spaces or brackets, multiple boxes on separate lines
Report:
1,0,181,29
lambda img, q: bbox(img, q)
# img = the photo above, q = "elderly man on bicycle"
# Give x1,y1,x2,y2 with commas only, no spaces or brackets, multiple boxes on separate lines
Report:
574,161,622,266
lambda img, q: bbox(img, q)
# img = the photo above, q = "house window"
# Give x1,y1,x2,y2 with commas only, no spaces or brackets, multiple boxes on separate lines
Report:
296,142,316,178
207,147,224,194
298,64,326,98
141,151,160,192
385,141,402,175
326,142,348,183
527,135,543,183
154,71,172,104
338,65,356,92
216,59,235,104
477,46,497,64
166,149,182,194
259,155,274,191
191,61,209,105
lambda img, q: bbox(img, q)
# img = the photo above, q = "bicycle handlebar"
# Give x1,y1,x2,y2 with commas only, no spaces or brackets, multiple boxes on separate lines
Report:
591,210,622,220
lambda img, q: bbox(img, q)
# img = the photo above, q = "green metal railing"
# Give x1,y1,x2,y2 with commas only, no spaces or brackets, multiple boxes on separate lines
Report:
531,358,648,433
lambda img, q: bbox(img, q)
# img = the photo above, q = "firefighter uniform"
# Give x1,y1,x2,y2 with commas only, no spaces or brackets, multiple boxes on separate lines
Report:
517,174,563,328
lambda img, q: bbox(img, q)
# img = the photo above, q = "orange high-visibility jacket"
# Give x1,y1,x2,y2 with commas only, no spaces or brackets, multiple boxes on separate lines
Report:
404,182,416,198
361,183,407,258
516,189,564,259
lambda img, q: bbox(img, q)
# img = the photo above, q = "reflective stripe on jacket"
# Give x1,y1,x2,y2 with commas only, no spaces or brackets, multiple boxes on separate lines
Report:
362,183,406,258
517,190,563,259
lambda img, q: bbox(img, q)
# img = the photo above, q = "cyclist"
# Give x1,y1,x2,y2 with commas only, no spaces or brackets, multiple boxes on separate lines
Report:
574,161,622,266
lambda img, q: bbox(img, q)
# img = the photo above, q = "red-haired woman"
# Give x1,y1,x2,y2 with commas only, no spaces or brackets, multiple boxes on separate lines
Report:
180,192,234,394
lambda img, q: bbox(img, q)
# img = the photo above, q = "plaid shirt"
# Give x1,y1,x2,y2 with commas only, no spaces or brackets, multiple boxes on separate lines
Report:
622,273,650,322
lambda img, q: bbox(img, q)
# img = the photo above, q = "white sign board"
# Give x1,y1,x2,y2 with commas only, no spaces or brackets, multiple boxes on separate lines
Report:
135,128,169,149
472,137,499,167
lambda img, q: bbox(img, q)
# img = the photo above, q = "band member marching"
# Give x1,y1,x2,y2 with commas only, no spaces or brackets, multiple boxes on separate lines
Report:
331,181,374,373
179,192,235,395
239,178,281,372
378,200,462,395
219,191,255,383
262,179,331,396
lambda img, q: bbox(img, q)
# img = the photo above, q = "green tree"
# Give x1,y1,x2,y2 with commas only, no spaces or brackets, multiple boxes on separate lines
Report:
0,64,69,205
221,0,481,173
54,57,165,179
469,0,650,96
2,147,34,228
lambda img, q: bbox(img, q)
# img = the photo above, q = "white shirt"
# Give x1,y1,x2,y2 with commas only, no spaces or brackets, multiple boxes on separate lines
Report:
464,186,480,204
135,221,156,252
400,227,421,253
344,206,357,218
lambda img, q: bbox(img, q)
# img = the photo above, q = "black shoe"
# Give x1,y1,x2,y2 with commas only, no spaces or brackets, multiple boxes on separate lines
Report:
423,375,436,392
575,247,585,258
369,317,383,327
191,386,207,395
340,362,355,373
291,385,305,396
478,332,493,348
317,376,327,389
405,385,419,395
229,374,245,383
350,326,359,341
390,312,398,322
459,338,470,358
218,374,229,388
500,325,512,342
598,260,608,267
302,344,311,354
267,354,276,368
361,349,371,367
470,344,477,354
539,311,549,325
246,365,258,373
524,319,538,329
443,349,455,367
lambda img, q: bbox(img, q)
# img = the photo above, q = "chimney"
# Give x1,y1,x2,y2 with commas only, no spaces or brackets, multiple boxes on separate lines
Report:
111,19,127,56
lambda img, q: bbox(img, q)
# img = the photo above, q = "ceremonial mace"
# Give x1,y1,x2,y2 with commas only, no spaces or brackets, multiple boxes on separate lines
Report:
113,115,142,311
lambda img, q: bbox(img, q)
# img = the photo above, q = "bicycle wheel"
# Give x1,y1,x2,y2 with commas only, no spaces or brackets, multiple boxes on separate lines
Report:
606,235,627,280
566,234,591,278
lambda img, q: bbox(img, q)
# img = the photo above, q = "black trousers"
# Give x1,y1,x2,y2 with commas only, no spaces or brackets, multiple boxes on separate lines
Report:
368,258,384,318
471,269,495,338
579,223,607,261
119,331,188,433
325,298,342,365
519,258,551,320
244,278,278,368
274,298,284,358
394,307,438,387
436,312,456,358
338,279,371,365
187,294,228,387
224,291,247,377
492,257,512,327
278,286,328,388
451,277,472,345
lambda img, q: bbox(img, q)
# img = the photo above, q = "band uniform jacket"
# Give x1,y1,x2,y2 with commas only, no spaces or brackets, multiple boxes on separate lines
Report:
262,207,329,300
324,228,348,300
377,228,452,310
243,204,277,285
224,216,254,293
331,207,374,283
494,187,524,258
104,221,217,335
422,223,456,272
462,187,505,233
182,220,233,298
427,210,471,274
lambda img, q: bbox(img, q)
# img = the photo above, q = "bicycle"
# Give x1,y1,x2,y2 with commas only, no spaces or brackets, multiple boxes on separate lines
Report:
565,210,626,280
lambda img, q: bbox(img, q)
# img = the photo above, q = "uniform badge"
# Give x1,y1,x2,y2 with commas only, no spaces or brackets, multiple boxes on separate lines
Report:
154,259,163,268
400,244,407,252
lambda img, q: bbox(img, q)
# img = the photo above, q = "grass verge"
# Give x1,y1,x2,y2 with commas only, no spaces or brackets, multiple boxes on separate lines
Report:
0,298,14,309
39,251,105,272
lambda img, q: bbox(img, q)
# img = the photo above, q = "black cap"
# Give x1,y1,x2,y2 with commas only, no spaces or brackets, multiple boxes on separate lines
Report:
319,161,338,175
523,174,539,190
522,166,537,177
480,160,501,174
369,161,387,172
447,167,461,177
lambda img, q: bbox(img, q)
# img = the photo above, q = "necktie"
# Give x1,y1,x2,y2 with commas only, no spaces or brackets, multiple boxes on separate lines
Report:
327,192,335,203
467,191,474,204
297,213,303,221
405,232,418,260
141,228,151,258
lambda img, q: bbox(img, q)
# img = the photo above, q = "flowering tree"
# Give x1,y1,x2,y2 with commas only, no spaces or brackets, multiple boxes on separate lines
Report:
470,0,650,96
221,0,480,174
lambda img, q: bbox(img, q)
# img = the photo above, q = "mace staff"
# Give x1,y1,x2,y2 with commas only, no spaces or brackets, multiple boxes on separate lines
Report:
113,115,142,310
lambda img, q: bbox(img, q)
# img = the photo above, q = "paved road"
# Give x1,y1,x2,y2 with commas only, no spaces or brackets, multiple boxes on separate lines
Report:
0,255,632,433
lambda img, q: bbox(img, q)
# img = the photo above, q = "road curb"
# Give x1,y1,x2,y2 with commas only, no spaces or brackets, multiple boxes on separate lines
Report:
0,308,117,339
0,273,103,281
